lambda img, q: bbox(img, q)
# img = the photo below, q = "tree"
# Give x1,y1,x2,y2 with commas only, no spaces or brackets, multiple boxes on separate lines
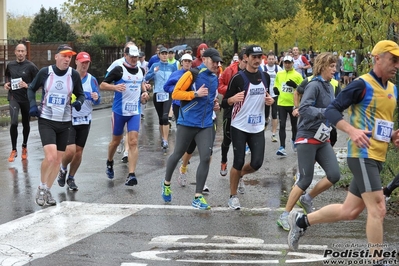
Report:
6,13,33,42
63,0,217,54
28,7,77,43
204,0,301,54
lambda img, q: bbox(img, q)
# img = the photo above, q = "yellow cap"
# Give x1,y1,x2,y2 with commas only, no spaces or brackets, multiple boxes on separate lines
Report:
371,40,399,56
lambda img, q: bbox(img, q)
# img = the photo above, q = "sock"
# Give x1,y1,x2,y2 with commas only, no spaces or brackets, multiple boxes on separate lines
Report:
129,172,135,176
22,143,27,148
107,160,113,166
297,214,310,229
164,182,170,186
39,182,47,189
303,193,313,202
123,151,128,157
68,175,74,179
180,165,187,174
61,165,67,172
282,211,289,216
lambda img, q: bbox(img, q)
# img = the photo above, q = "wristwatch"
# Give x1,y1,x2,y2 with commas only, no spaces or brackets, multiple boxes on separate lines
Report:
194,92,199,98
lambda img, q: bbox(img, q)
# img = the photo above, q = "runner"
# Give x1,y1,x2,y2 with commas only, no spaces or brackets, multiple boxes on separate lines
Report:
28,44,85,206
57,52,100,191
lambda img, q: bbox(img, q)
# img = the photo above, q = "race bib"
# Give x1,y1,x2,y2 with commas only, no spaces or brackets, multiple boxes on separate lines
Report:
47,93,66,107
11,78,22,90
156,92,169,102
247,114,262,125
373,119,393,142
125,102,138,112
282,84,293,93
314,123,332,142
72,116,89,125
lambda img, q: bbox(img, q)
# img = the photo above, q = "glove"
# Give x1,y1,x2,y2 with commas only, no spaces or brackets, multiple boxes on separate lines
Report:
286,79,297,88
72,101,82,111
29,105,40,117
273,87,280,96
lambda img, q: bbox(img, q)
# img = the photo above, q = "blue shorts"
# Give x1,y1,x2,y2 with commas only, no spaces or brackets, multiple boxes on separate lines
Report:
112,112,140,136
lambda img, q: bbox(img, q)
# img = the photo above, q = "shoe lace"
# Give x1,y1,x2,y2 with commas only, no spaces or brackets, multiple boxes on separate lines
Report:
198,196,207,205
163,185,171,195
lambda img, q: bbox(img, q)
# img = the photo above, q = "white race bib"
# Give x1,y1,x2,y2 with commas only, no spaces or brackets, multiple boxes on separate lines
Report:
11,78,22,90
314,123,332,142
373,119,393,143
72,116,89,125
125,102,138,113
156,92,169,102
47,93,67,107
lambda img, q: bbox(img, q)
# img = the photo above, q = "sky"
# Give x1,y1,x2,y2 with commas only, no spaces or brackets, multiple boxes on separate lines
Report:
6,0,67,16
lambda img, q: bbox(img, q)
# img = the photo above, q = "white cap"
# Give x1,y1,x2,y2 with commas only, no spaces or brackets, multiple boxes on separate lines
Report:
283,55,293,62
128,45,139,57
333,51,338,56
181,53,193,61
233,55,239,61
351,50,356,53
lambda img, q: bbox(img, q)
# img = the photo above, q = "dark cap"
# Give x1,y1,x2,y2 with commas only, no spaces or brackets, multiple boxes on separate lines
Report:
159,47,168,53
56,44,76,55
185,46,193,51
139,52,145,57
202,48,223,62
245,45,263,56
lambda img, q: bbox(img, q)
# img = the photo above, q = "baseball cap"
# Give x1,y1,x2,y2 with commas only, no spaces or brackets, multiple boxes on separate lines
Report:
233,55,239,62
125,45,139,56
245,45,263,56
371,40,399,56
283,55,293,62
185,46,193,52
76,52,91,62
351,50,356,53
56,44,76,55
139,52,145,57
346,51,350,55
333,51,338,56
202,48,223,62
159,47,168,53
181,53,193,61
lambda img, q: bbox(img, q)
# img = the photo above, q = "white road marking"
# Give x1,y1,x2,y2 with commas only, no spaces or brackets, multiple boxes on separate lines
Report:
0,202,321,265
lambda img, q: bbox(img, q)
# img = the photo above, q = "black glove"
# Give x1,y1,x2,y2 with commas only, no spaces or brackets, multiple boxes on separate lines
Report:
72,101,82,111
286,79,297,88
273,87,280,96
29,105,40,117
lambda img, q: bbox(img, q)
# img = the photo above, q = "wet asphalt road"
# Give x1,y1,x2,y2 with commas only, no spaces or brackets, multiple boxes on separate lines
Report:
0,102,398,266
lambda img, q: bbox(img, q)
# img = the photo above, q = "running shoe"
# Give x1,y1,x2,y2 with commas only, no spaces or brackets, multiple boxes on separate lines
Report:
141,114,145,120
228,195,241,210
125,173,138,186
202,185,210,194
237,178,246,194
116,138,124,154
162,140,169,149
245,145,251,155
296,195,313,215
57,169,67,187
276,146,287,156
277,212,290,231
21,147,28,160
271,134,278,142
220,162,228,176
291,140,297,152
177,166,187,187
45,189,56,206
8,150,17,162
161,181,172,202
67,178,79,191
192,195,211,210
35,187,46,206
106,160,114,179
287,211,304,251
121,155,128,163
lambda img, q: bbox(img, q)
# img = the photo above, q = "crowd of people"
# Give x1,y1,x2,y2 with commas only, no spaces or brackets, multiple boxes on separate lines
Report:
4,40,399,265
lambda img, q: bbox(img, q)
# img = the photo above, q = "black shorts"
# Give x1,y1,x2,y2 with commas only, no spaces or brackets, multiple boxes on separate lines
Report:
68,123,91,147
348,157,383,198
38,118,71,151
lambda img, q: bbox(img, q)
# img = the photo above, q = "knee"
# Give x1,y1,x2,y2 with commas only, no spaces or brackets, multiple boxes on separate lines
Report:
128,137,138,147
250,160,262,171
367,202,386,221
296,178,312,191
161,115,169,125
326,171,341,184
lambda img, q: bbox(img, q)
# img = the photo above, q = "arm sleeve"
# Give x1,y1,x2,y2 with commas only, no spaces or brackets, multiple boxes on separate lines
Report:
221,74,244,109
172,71,195,101
299,81,325,119
296,78,309,95
325,79,366,126
103,66,123,83
144,64,156,81
91,76,101,105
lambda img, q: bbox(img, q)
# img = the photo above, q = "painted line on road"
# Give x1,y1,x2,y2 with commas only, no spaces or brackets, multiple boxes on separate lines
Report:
0,202,300,266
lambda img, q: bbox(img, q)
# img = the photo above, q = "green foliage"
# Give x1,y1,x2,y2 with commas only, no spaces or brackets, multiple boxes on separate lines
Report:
6,14,33,41
28,7,77,43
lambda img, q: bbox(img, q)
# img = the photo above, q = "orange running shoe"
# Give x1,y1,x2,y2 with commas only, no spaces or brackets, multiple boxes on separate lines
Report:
21,147,28,160
8,150,17,162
